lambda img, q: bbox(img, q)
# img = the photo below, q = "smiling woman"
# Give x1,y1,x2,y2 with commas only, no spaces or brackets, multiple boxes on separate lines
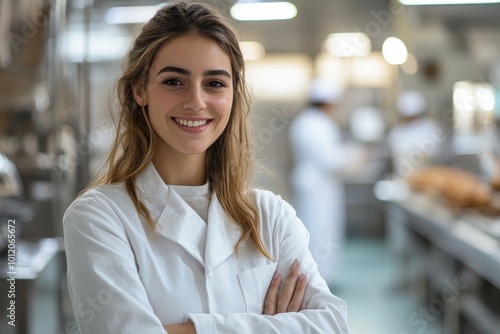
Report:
136,35,234,182
62,2,349,334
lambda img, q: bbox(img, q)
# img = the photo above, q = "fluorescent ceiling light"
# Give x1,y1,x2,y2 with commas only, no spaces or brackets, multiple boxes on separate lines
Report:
399,0,500,5
230,2,297,21
106,5,165,24
324,33,371,57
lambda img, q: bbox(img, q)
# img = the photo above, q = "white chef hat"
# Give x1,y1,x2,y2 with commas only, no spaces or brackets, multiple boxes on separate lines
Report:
309,78,343,105
397,90,427,117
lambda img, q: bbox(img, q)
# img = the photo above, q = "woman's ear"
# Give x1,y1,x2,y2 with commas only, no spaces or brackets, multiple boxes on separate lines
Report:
132,84,148,106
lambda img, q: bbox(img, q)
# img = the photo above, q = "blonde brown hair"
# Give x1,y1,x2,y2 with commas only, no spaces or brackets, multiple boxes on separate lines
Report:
88,2,271,259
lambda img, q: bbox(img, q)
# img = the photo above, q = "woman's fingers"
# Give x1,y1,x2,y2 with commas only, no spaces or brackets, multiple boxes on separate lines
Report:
276,259,301,313
264,258,308,315
287,273,307,312
263,269,282,315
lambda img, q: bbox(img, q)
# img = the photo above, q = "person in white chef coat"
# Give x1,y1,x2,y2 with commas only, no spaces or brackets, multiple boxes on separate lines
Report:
63,2,349,334
288,79,357,286
387,90,443,178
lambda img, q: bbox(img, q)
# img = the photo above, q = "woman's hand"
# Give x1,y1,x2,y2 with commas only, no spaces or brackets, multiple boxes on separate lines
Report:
164,260,307,330
263,258,307,315
164,321,196,333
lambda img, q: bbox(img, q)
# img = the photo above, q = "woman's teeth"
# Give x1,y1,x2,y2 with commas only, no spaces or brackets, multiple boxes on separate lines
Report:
174,118,208,127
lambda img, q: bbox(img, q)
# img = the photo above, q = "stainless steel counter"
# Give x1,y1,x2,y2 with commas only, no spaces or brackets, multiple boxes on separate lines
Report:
384,190,500,334
388,192,500,289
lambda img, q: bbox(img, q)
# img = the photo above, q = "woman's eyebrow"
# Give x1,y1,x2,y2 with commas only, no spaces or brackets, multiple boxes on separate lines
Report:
204,69,231,78
156,66,231,79
157,66,190,76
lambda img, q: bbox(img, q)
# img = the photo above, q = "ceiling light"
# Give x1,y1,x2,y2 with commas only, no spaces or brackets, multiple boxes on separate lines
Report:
105,5,165,24
399,0,500,5
382,37,408,65
230,2,297,21
324,33,371,57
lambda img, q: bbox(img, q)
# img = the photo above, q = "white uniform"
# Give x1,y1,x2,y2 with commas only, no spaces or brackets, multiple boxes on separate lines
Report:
288,107,350,284
63,163,349,334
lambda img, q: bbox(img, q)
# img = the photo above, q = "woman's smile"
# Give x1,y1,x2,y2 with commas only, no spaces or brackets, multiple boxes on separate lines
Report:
172,117,213,133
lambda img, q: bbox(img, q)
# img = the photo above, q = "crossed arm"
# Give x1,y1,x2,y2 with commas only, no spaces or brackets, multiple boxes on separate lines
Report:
164,259,307,333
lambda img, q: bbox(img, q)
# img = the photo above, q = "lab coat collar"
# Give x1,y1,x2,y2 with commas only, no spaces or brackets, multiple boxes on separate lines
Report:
136,163,207,265
136,163,241,271
205,194,241,272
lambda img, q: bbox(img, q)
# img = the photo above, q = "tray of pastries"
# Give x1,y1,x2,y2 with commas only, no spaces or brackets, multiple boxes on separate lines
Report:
407,166,500,241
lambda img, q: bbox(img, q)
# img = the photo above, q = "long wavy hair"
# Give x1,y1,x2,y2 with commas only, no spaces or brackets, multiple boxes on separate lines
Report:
87,2,271,260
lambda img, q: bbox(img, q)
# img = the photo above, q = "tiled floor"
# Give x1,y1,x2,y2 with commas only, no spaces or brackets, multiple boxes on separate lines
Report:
334,237,442,334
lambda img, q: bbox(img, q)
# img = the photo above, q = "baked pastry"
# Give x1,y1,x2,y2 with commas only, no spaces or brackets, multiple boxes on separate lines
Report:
407,167,492,208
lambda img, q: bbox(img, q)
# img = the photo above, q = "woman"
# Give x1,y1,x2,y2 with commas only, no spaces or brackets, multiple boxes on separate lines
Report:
63,2,349,333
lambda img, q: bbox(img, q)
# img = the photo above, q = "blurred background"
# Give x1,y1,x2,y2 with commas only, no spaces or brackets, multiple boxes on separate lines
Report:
0,0,500,333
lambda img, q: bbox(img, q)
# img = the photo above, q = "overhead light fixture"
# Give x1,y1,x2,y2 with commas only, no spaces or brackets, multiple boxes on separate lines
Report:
324,33,371,57
399,0,500,5
230,1,297,21
105,4,165,24
239,41,266,61
382,37,408,65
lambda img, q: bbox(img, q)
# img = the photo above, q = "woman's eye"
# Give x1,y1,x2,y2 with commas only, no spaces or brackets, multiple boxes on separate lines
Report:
207,80,226,88
162,79,181,86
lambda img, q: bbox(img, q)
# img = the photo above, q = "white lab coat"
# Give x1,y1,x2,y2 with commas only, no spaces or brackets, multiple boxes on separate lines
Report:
288,107,351,284
63,163,349,334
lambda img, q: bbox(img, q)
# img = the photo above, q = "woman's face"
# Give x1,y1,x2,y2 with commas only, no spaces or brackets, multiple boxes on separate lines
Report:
138,35,234,160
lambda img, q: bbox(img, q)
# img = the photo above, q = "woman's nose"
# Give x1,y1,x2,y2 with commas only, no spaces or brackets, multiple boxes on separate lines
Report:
183,85,207,112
